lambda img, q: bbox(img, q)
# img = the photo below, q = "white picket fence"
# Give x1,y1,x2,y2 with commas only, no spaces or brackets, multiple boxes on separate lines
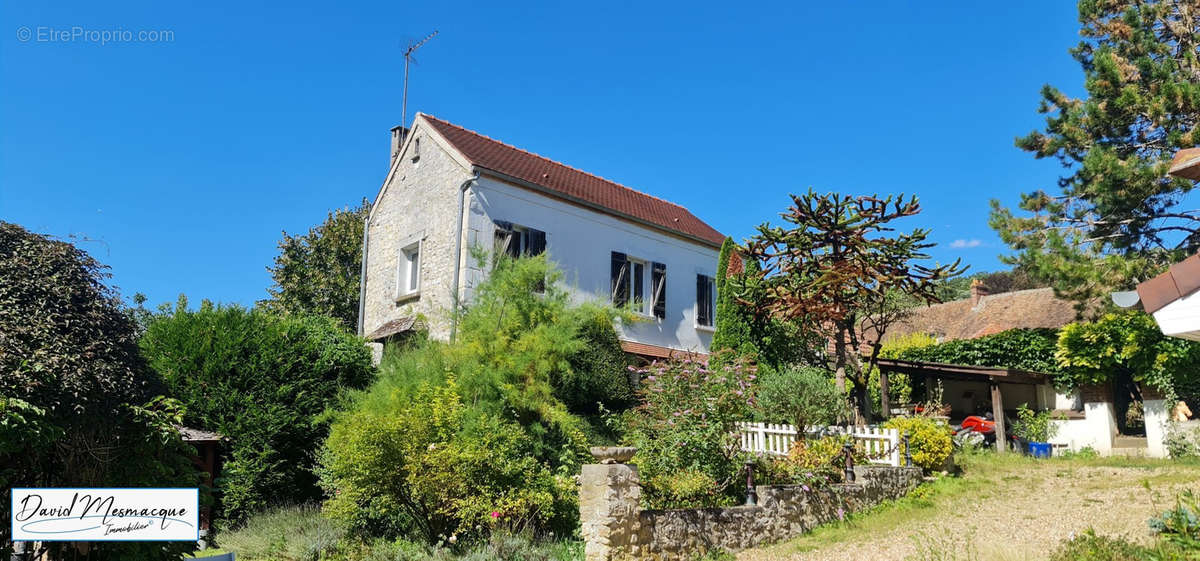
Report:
736,422,901,467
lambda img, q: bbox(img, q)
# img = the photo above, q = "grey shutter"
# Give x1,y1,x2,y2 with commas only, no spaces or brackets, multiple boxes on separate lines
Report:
696,274,712,326
527,228,546,256
651,262,666,319
494,220,515,259
611,252,628,307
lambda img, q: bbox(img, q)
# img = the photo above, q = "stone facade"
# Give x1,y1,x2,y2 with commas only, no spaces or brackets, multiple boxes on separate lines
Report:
363,122,473,340
578,463,922,561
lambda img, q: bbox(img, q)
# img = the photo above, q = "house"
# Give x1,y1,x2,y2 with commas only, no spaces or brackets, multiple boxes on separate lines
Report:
875,283,1156,455
358,113,723,360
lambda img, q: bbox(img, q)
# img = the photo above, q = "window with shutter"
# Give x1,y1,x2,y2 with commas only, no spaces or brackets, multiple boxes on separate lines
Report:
696,274,714,327
611,252,629,307
651,262,666,320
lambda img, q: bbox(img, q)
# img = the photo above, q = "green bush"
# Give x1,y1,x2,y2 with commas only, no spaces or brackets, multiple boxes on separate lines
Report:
1149,489,1200,551
756,365,847,429
882,416,952,472
322,379,573,543
140,301,375,523
0,222,198,561
1011,404,1062,443
643,469,727,510
1166,425,1200,459
1048,530,1151,561
213,505,347,561
322,256,612,544
556,307,634,414
624,357,757,508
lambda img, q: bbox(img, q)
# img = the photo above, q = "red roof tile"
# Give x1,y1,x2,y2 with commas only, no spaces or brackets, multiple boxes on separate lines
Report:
420,114,724,247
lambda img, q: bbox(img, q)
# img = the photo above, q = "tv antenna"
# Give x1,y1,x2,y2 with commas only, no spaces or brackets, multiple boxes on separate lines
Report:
400,30,439,134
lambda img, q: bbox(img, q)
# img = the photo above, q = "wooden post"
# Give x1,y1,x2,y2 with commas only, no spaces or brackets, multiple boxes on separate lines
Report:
879,368,891,419
991,379,1006,453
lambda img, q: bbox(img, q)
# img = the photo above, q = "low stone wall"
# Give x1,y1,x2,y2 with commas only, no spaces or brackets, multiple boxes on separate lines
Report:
580,463,922,561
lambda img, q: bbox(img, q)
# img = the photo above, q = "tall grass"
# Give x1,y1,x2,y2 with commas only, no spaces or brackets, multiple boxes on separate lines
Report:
211,505,345,561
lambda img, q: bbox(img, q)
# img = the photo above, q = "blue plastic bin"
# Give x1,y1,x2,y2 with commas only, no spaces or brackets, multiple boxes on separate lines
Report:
1028,441,1052,458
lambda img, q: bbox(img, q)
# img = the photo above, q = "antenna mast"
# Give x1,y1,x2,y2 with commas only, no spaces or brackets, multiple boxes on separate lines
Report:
400,30,439,134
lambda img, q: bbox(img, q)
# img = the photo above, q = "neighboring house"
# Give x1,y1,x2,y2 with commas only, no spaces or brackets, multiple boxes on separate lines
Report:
359,113,723,359
879,283,1175,456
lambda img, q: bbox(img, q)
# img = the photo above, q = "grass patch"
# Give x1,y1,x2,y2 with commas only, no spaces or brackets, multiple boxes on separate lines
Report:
205,504,345,561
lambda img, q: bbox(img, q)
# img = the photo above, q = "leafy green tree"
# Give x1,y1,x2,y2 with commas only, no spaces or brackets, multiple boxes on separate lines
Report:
140,301,375,523
264,199,369,332
742,190,964,420
1056,311,1200,397
991,0,1200,305
756,366,848,436
0,222,197,561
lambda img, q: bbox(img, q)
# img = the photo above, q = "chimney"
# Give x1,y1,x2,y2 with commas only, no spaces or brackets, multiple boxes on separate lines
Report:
970,278,990,307
390,125,409,168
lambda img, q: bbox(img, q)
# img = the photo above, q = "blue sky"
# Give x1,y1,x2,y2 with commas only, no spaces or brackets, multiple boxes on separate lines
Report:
1,1,1084,308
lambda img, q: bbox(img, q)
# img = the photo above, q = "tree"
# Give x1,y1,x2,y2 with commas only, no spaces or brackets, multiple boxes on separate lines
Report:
712,237,820,369
264,199,369,332
742,190,964,420
0,222,196,561
756,366,848,438
1057,311,1200,397
140,301,375,523
711,237,759,363
990,0,1200,306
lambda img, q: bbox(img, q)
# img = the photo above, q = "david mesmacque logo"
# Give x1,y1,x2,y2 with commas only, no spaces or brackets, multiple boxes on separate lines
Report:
11,488,198,542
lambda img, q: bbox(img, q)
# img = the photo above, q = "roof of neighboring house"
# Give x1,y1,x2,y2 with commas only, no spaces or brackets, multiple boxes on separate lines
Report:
178,426,224,442
1169,147,1200,181
420,114,725,248
619,340,708,361
881,287,1080,344
1137,253,1200,314
365,316,425,341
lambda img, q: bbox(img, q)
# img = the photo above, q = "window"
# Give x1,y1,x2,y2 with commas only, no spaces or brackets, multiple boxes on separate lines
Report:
494,221,546,259
696,274,715,328
397,240,421,299
611,252,665,319
411,137,421,163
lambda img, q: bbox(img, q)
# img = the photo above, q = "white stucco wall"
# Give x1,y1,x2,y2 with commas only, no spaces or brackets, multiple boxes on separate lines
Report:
465,176,718,354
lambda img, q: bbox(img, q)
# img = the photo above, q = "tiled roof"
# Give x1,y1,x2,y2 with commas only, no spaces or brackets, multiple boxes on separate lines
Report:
420,114,724,247
1169,148,1200,181
365,317,424,341
1137,252,1200,314
881,287,1081,345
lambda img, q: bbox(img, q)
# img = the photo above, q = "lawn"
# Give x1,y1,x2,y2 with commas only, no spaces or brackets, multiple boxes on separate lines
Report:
738,452,1200,561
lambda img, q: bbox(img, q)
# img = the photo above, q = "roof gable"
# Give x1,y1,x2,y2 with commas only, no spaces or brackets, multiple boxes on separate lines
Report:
418,114,724,247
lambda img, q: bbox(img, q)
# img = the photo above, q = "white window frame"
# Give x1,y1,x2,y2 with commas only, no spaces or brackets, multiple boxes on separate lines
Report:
695,272,716,331
395,232,424,302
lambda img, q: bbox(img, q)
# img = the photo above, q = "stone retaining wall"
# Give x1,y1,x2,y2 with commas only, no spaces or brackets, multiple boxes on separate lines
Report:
580,464,923,561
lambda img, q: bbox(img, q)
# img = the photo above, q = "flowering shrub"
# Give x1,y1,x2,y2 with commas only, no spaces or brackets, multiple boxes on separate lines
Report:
624,357,757,508
882,416,952,472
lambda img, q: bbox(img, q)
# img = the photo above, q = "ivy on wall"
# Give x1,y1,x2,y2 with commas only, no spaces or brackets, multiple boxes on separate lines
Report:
1056,311,1200,397
892,328,1063,377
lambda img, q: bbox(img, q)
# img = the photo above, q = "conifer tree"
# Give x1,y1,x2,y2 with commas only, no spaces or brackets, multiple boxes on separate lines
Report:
711,237,759,364
991,0,1200,305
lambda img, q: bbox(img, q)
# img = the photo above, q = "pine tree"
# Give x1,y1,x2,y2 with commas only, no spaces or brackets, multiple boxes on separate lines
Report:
991,0,1200,305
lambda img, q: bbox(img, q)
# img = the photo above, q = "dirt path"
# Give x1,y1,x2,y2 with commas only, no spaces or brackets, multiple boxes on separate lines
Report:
739,457,1200,561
